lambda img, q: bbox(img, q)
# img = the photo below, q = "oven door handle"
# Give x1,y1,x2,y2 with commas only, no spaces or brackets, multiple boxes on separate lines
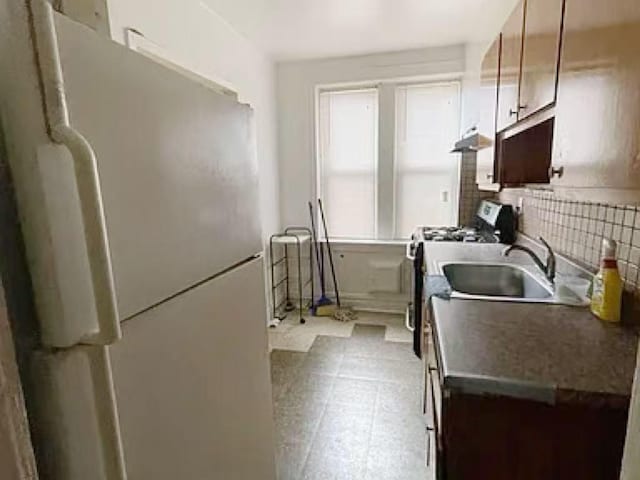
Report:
406,242,416,262
405,303,415,332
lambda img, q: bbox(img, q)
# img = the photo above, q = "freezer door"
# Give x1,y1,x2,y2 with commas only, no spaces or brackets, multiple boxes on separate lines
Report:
109,256,276,479
52,12,262,320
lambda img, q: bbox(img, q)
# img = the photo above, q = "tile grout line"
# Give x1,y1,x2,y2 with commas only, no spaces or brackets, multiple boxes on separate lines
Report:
362,382,381,480
295,352,342,477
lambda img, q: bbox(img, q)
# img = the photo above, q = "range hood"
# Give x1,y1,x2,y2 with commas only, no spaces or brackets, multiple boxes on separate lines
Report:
451,127,493,153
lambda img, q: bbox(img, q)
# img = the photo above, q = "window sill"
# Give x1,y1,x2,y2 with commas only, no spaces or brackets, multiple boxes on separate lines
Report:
319,238,408,246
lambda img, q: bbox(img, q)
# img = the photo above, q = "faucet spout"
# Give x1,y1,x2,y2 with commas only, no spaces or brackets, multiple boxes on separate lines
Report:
503,237,556,283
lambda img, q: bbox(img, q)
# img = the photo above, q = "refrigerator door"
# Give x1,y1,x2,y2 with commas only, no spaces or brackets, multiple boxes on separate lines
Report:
32,256,274,479
109,256,275,479
50,12,262,320
31,346,126,480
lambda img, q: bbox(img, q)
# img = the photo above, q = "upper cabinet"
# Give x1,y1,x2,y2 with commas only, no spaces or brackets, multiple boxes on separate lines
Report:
519,0,565,119
482,0,565,187
496,0,564,132
476,35,501,188
496,1,525,132
478,0,640,190
551,0,640,188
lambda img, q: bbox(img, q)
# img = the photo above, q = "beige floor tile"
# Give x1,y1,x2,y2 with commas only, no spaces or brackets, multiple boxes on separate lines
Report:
268,311,410,352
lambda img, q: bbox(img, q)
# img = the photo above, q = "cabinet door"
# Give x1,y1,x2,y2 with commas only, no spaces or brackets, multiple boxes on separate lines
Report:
498,117,554,186
476,35,501,187
519,0,564,119
497,0,525,132
551,0,640,188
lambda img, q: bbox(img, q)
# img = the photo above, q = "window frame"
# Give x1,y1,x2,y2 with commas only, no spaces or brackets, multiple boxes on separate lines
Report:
392,80,462,238
314,77,463,241
315,86,380,240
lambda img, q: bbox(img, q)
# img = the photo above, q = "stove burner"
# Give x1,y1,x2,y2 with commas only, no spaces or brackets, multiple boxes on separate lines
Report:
418,226,490,243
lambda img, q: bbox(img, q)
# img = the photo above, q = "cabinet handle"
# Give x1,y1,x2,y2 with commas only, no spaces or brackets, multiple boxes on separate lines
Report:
486,173,493,180
549,166,564,179
426,426,434,466
509,105,528,117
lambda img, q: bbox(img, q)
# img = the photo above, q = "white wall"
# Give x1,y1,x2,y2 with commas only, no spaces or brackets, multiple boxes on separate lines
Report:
106,0,280,240
276,45,466,229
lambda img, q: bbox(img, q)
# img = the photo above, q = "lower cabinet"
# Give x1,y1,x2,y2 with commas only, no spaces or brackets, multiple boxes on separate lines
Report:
424,329,629,480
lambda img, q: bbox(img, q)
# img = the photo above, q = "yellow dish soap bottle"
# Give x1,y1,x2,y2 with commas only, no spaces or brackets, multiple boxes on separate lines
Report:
590,238,623,323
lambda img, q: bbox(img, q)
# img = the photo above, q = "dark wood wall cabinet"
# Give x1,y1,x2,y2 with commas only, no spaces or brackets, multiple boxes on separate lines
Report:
478,0,640,190
477,0,564,189
498,117,554,186
424,328,629,480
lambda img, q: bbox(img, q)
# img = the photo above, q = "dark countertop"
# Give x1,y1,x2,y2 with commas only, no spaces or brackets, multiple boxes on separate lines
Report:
425,242,639,406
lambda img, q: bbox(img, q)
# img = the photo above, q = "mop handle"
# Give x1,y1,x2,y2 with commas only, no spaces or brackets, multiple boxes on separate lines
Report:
318,199,341,307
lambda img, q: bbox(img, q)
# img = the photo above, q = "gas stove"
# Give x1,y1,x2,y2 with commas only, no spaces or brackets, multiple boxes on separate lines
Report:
419,226,493,243
410,200,516,245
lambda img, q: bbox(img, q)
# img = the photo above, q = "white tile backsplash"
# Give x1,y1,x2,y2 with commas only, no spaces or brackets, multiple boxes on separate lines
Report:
500,188,640,296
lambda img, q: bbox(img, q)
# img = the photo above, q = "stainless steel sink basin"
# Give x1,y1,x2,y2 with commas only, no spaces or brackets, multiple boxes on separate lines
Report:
438,261,555,303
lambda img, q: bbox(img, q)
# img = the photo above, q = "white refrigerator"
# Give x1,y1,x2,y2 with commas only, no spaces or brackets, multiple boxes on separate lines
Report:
5,2,276,479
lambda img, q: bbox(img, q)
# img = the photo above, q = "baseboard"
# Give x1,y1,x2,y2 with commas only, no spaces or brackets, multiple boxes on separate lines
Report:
290,292,408,315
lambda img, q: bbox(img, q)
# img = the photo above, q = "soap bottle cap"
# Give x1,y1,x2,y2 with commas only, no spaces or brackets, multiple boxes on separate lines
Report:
601,238,617,260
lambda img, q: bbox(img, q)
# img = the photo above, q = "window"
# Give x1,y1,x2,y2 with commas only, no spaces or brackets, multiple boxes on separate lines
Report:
395,83,461,237
317,89,378,239
316,81,460,240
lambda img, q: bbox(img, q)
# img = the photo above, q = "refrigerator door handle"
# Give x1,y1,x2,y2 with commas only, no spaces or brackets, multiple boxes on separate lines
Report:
32,0,120,345
87,346,128,480
53,125,121,345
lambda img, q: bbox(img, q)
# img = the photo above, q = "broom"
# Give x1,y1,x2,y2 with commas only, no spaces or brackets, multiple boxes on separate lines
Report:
308,202,335,316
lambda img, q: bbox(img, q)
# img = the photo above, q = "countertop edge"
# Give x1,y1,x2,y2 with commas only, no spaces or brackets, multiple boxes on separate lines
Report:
442,372,557,404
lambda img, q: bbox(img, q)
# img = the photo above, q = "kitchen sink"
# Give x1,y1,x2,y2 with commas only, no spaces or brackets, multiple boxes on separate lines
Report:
438,262,555,303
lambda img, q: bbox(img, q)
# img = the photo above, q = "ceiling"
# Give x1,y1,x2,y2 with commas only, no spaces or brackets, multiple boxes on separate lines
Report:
201,0,519,61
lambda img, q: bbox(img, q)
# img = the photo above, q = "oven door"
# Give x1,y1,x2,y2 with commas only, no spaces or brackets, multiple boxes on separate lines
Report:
405,241,416,332
406,241,425,358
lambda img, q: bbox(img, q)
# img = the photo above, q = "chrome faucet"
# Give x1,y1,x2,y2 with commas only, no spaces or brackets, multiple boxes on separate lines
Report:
503,237,556,283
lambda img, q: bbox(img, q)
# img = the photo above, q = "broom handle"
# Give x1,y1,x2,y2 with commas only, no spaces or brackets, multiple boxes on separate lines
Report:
318,199,341,307
308,202,325,296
